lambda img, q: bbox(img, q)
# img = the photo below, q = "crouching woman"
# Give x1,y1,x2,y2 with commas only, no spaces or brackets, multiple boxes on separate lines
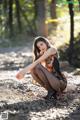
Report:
16,36,67,100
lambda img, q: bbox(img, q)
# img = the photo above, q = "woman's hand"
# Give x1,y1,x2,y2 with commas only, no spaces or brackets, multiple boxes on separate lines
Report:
40,50,44,56
16,70,25,80
16,64,33,80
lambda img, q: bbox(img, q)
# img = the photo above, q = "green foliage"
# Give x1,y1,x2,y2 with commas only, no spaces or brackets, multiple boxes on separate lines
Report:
0,0,80,49
57,0,66,4
57,0,79,5
0,0,36,39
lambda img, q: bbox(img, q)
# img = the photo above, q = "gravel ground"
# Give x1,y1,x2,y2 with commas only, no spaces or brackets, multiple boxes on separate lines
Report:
0,47,80,120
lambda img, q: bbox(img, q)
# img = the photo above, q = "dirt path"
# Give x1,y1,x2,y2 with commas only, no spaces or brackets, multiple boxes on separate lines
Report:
0,47,80,120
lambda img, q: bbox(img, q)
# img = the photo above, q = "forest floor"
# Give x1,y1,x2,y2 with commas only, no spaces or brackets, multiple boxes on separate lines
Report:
0,45,80,120
0,15,80,120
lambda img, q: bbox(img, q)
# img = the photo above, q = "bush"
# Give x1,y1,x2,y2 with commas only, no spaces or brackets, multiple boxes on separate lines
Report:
59,33,80,68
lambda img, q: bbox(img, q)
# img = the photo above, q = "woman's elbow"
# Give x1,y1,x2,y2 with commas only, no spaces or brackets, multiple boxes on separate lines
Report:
50,47,57,55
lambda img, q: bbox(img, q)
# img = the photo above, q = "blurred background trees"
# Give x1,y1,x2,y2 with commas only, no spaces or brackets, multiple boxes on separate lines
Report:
0,0,80,67
0,0,79,38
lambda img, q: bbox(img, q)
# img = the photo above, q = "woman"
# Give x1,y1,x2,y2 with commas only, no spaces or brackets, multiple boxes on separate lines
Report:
16,36,67,100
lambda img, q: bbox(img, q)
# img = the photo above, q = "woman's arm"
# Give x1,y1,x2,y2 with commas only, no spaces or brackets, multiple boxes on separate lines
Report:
16,47,57,79
35,47,56,64
22,47,56,72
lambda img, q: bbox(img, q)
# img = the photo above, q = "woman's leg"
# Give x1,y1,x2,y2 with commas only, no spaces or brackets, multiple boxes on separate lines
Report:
31,65,57,99
31,67,53,91
31,63,62,92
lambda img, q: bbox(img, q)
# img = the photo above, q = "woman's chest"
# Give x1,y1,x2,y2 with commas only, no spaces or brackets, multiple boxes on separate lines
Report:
45,55,55,72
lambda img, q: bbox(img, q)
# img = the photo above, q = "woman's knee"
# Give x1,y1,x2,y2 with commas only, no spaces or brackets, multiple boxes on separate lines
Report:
31,64,41,74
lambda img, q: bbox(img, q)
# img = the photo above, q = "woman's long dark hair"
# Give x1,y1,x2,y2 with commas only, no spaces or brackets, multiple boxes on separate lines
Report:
33,36,51,61
53,57,66,80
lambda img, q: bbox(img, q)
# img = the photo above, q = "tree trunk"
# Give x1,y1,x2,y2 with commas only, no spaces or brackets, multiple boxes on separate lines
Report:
50,0,56,19
49,0,57,33
8,0,13,37
67,0,74,64
3,0,8,36
78,0,80,11
34,0,48,37
15,0,22,32
0,0,2,4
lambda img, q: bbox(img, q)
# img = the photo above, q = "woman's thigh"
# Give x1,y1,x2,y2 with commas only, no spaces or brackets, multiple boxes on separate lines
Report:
32,64,62,92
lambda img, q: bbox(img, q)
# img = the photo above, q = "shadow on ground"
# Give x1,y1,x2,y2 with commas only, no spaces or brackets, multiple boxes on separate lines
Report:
0,84,80,120
0,98,58,120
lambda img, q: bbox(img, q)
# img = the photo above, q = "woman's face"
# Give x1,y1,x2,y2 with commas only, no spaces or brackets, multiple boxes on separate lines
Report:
37,41,48,54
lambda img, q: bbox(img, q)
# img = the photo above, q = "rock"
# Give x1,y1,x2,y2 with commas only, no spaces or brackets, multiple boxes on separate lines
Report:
60,61,69,68
73,68,80,75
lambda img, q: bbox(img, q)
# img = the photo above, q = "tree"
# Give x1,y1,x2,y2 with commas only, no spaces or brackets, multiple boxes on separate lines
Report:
15,0,22,31
34,0,48,37
78,0,80,11
49,0,57,33
8,0,13,37
2,0,22,37
50,0,56,19
67,0,74,65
